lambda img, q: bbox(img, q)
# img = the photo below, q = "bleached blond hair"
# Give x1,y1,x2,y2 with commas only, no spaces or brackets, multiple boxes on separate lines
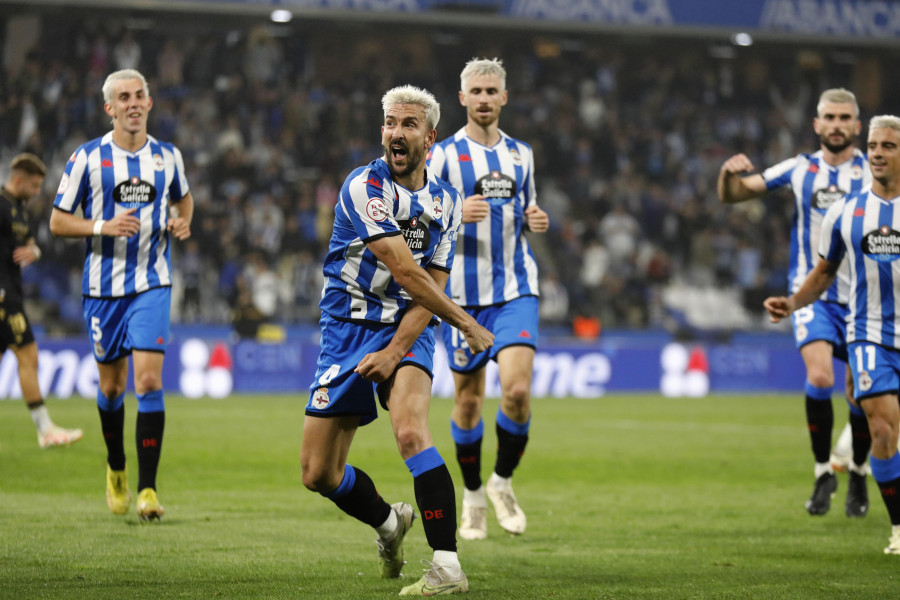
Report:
817,88,859,118
869,115,900,134
460,57,506,93
382,85,441,130
102,69,150,104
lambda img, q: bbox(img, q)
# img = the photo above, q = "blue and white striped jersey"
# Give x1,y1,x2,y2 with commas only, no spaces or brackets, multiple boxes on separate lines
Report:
318,157,462,324
763,148,869,304
820,188,900,349
427,128,540,308
54,132,190,298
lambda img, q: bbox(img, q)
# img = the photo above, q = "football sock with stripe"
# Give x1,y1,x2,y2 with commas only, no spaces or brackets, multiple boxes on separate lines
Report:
494,408,530,478
451,418,483,491
848,404,872,468
408,447,457,552
805,384,834,464
326,465,392,528
98,398,126,471
871,452,900,525
136,410,165,491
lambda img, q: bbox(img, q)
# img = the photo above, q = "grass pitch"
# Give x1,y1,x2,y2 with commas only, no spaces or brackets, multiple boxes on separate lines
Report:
1,392,897,599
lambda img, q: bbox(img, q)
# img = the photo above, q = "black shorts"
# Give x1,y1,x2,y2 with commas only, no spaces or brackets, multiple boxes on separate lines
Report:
0,299,35,351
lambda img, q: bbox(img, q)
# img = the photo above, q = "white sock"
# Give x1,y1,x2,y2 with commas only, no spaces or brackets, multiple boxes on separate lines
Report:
814,462,834,479
487,472,511,491
433,550,460,570
463,486,486,506
849,462,868,476
29,404,52,434
376,508,398,539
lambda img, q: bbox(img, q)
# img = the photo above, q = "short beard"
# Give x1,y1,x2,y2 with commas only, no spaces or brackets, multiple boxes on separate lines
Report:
383,145,423,180
821,135,853,155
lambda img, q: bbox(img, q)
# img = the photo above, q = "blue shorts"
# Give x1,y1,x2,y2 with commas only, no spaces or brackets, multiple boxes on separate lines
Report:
791,300,848,362
848,341,900,402
82,287,171,363
441,295,539,374
306,314,436,426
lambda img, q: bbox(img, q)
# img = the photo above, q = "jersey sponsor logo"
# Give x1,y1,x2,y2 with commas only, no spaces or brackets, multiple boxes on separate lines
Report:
475,170,516,202
365,197,389,221
113,177,156,207
812,185,845,210
57,173,69,195
862,226,900,262
311,387,330,409
398,217,431,252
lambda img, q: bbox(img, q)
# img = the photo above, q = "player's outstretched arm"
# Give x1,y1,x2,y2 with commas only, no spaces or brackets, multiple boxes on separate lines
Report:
763,258,837,323
718,153,767,204
366,234,493,354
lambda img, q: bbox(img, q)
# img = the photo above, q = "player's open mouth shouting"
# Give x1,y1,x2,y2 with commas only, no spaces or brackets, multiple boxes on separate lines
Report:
391,141,409,162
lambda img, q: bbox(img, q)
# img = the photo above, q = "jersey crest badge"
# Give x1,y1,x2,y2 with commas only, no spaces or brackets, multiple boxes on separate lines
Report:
311,387,331,409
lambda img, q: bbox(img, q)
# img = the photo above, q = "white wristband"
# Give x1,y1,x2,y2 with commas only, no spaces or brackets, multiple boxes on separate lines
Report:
93,220,105,236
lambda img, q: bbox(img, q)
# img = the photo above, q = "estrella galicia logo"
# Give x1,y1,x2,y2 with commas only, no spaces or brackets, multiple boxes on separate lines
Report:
812,185,845,211
113,176,156,207
397,216,430,252
475,170,516,205
862,226,900,262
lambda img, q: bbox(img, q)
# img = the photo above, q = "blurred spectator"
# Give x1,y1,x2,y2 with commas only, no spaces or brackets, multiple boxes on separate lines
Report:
2,11,892,335
112,31,141,71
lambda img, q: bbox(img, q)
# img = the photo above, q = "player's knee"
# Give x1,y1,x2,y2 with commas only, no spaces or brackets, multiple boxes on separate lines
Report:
301,468,340,494
805,370,834,390
394,422,428,457
504,380,531,407
98,381,126,400
15,349,38,371
134,372,162,394
454,394,482,421
867,415,895,450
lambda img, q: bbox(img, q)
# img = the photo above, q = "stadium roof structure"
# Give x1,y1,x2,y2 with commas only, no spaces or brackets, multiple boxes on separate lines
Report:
9,0,900,47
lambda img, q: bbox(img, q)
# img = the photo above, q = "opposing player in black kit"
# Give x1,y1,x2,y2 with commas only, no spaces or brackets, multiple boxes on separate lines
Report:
0,153,83,448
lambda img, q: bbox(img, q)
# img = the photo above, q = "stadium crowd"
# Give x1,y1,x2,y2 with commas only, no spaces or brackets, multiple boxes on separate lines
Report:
0,11,892,336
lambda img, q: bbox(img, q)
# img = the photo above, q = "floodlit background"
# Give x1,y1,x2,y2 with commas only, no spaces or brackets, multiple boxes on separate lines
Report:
1,0,898,395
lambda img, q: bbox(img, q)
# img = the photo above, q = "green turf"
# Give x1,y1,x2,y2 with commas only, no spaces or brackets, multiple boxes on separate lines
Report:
1,393,897,599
